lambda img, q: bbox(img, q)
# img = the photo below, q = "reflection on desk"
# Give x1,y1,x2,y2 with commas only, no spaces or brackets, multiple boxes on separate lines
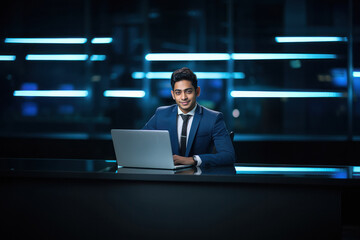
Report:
2,158,360,180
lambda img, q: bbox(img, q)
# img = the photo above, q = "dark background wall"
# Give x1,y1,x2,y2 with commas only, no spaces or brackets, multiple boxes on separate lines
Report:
0,0,359,164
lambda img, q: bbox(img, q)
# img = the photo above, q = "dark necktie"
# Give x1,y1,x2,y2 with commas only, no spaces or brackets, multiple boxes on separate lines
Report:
180,114,191,156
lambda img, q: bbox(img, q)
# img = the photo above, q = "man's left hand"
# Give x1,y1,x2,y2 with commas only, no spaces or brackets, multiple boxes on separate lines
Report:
173,155,195,165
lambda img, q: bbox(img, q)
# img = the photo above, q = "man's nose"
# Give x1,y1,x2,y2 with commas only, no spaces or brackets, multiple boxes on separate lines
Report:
181,92,187,100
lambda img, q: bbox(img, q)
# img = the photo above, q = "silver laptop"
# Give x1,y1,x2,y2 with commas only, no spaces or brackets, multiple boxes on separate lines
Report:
111,129,193,170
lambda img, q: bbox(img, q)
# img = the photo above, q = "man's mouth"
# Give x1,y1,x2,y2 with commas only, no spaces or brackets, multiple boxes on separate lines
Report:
181,101,190,106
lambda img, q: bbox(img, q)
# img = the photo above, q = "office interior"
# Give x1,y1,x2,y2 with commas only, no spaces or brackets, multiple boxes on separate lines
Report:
1,0,360,239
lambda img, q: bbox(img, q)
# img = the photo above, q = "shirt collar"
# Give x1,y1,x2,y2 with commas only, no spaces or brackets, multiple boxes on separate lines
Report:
177,103,197,116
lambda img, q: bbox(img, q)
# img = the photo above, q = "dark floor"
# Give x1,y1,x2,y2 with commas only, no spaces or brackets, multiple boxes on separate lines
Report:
343,226,360,240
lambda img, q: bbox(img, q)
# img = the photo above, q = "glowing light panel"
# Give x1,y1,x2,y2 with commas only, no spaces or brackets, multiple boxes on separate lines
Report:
90,55,106,61
5,38,87,44
91,38,113,44
145,53,231,61
230,91,345,98
353,72,360,77
14,90,89,97
26,54,89,61
235,166,342,173
132,72,245,79
231,53,337,60
104,90,146,98
275,36,347,43
0,55,16,61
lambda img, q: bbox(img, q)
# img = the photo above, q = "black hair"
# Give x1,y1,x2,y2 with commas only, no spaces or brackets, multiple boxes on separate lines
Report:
170,67,198,90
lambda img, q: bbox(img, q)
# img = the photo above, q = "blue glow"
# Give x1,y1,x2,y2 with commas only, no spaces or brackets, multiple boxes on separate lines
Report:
231,53,337,60
103,90,146,98
58,105,74,114
13,90,89,97
105,160,117,163
91,38,113,44
26,54,88,61
90,55,106,61
353,72,360,78
22,102,38,116
145,53,337,61
132,72,245,79
0,55,16,61
230,91,345,98
353,167,360,173
275,36,347,43
331,68,347,87
235,166,342,173
145,53,231,61
21,83,38,90
5,38,87,44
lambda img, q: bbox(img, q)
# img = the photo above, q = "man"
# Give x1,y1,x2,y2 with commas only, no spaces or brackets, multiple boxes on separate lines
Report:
143,67,235,167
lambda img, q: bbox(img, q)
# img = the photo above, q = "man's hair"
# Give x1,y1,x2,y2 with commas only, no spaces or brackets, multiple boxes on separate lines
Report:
171,67,198,90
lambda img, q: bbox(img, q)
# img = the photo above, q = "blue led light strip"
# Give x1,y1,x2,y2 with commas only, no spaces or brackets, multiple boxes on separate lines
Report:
26,54,88,61
145,53,338,61
5,38,87,44
230,91,345,98
103,90,146,98
13,90,89,97
91,38,113,44
275,36,348,43
353,72,360,77
145,53,231,61
0,55,16,61
90,55,106,61
231,53,337,60
353,167,360,173
25,54,106,61
235,166,341,173
132,72,245,79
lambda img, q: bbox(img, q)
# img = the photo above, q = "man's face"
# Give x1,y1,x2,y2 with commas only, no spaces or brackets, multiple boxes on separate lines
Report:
171,80,200,114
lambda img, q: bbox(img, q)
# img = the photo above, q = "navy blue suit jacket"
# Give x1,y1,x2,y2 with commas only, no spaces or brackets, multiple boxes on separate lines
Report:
143,104,235,167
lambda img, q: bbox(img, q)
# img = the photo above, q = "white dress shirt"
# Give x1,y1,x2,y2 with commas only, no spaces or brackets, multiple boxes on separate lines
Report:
177,104,202,166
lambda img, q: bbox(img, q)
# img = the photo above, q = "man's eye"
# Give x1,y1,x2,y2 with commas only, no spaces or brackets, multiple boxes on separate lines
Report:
175,91,181,95
186,90,193,94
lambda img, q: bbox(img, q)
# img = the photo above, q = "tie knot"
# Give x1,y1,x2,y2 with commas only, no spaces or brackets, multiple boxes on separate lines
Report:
180,114,191,122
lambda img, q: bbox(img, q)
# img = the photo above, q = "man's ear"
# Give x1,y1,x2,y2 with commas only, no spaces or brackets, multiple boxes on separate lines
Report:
196,87,201,97
171,90,175,100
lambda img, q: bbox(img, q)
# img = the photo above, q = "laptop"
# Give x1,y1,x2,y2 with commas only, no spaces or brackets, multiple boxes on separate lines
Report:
111,129,193,170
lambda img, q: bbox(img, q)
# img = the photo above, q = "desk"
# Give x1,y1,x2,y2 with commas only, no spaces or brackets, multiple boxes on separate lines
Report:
1,158,360,240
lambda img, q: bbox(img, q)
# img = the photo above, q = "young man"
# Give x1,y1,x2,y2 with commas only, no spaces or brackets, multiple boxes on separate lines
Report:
143,67,235,167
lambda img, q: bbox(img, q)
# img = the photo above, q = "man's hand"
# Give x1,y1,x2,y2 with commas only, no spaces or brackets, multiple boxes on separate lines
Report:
173,155,196,165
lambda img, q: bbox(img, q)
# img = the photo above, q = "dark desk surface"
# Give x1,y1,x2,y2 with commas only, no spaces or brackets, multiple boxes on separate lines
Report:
1,157,360,187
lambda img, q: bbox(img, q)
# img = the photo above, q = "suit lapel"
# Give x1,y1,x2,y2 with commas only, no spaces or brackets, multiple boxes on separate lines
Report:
170,106,179,155
186,105,202,157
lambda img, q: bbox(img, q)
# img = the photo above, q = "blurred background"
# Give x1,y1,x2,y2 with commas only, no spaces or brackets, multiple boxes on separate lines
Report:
0,0,359,164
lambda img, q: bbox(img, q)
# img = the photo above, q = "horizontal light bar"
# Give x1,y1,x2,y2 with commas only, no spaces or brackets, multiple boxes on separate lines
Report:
104,90,146,98
5,38,87,44
26,54,88,61
353,72,360,77
145,53,231,61
230,91,345,98
132,72,245,79
275,36,348,43
231,53,337,60
105,160,117,163
0,55,16,61
145,53,337,61
353,167,360,173
235,166,341,173
90,55,106,61
91,37,113,44
13,90,88,97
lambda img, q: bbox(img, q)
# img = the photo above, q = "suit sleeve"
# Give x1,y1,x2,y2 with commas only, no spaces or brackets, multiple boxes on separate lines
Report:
197,113,236,167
